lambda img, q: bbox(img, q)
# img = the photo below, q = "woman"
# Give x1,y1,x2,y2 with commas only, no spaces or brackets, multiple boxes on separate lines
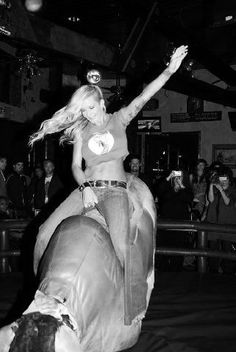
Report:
189,159,207,220
157,170,193,271
29,45,188,325
206,166,236,274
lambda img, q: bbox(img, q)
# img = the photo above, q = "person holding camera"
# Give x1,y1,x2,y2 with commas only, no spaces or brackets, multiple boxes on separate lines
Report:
158,170,193,219
156,169,193,271
189,159,208,220
206,166,236,274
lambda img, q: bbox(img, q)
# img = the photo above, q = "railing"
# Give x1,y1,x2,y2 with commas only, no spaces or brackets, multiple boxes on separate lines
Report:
156,219,236,273
0,219,30,273
1,219,236,274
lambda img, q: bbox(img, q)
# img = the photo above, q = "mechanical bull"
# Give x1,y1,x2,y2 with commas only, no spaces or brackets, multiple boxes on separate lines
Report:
0,174,156,352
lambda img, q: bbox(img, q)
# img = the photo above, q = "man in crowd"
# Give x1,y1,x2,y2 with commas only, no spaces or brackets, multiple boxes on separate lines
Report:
6,159,31,218
129,154,154,195
33,159,64,213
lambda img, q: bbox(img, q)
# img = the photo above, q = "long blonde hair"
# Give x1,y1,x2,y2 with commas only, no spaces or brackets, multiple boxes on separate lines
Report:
29,84,104,146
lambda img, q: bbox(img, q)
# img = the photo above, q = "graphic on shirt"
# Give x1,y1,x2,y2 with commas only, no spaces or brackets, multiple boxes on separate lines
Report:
88,131,114,155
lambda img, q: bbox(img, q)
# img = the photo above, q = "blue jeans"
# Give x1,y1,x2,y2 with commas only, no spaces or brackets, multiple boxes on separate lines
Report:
94,187,129,267
93,187,133,325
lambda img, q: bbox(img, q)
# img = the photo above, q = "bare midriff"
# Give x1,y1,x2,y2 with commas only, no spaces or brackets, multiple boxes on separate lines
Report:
84,157,127,182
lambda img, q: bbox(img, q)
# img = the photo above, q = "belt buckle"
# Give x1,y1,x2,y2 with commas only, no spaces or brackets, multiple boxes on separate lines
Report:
97,180,106,188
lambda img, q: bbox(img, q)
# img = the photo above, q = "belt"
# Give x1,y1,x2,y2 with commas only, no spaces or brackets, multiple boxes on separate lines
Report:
88,180,127,189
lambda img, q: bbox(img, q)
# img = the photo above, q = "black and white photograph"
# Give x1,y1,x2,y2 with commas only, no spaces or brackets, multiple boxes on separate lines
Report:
1,1,236,352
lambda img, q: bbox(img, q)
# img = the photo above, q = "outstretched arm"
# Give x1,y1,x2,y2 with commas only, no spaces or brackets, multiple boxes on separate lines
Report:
121,45,188,123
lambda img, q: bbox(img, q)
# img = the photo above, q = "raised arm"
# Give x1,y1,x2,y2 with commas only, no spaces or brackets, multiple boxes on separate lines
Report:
121,45,188,123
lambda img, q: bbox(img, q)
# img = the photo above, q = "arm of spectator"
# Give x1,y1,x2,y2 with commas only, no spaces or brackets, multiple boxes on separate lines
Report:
208,183,215,203
214,184,230,206
225,187,236,207
189,173,193,186
166,171,174,182
201,197,209,221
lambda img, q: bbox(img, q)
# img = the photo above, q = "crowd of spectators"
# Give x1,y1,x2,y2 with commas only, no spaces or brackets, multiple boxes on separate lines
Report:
0,156,65,220
154,160,236,274
126,155,236,274
1,152,236,275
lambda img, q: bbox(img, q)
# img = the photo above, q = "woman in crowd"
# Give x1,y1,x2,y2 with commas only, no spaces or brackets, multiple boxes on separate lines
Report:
156,169,193,271
206,166,236,274
189,158,208,220
29,45,188,325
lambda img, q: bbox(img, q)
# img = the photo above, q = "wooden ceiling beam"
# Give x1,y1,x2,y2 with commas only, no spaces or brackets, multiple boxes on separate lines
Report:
0,0,116,67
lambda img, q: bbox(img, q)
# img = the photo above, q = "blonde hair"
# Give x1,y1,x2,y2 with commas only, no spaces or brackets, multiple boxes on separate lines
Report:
29,85,104,146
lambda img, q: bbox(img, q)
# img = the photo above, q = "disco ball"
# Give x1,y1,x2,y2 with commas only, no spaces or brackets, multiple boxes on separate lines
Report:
86,69,101,84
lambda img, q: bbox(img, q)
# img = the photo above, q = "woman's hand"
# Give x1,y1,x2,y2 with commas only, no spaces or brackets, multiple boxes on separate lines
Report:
176,177,185,189
214,183,223,192
166,171,175,181
167,45,188,74
82,187,98,208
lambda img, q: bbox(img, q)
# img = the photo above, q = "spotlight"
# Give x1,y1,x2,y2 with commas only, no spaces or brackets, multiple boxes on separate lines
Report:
25,0,42,12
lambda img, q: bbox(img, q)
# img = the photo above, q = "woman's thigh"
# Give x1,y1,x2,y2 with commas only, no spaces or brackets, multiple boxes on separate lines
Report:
96,187,130,262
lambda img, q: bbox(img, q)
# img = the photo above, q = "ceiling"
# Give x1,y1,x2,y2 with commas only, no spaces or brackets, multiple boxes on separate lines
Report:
22,0,236,107
36,0,236,67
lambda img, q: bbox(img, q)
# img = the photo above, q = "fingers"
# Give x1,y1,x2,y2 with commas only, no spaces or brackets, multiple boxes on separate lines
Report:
83,187,98,208
173,45,188,58
85,198,98,208
85,202,94,208
85,199,98,208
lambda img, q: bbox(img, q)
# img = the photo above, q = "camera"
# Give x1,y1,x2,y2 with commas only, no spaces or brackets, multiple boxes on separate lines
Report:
172,170,182,177
209,171,219,184
219,176,227,182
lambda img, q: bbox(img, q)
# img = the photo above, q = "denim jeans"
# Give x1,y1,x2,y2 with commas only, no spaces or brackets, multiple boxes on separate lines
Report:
94,187,129,267
93,187,134,325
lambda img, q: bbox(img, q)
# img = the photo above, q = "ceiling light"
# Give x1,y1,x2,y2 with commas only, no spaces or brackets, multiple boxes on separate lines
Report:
225,15,233,21
25,0,42,12
67,16,80,22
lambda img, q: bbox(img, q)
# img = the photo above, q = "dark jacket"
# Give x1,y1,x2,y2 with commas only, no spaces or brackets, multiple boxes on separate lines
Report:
157,179,193,220
0,170,7,198
6,172,30,211
34,174,64,210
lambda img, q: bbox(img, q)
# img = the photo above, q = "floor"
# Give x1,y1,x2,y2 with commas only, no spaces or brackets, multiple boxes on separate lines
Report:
1,270,236,351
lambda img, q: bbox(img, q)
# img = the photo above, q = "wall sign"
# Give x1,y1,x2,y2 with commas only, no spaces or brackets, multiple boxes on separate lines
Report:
170,111,222,123
138,117,161,131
